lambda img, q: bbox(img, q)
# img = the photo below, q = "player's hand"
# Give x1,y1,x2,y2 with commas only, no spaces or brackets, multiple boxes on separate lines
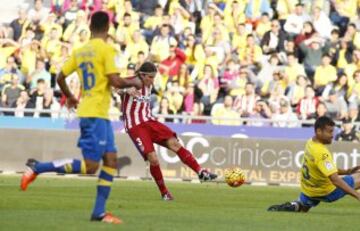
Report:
127,87,141,97
66,96,79,109
355,192,360,201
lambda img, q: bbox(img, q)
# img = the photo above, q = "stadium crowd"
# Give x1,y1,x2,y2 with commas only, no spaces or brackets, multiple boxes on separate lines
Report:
0,0,360,129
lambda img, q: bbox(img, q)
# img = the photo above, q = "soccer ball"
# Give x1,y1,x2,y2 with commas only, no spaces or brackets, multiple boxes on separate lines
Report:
224,168,245,187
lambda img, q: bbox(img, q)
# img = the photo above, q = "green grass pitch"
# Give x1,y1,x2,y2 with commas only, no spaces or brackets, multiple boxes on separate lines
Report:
0,175,359,231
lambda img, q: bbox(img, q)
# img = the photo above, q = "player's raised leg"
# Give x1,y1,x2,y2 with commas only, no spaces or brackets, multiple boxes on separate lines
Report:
164,137,218,181
20,158,89,191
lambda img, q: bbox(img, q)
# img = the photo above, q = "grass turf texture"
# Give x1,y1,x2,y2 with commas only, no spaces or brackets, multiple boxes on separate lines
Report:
0,176,359,231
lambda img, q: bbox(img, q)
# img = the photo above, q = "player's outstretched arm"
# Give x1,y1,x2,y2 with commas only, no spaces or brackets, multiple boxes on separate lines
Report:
338,166,360,175
107,73,143,90
329,173,360,201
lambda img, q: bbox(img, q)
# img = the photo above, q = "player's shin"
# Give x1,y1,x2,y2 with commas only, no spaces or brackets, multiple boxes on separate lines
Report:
33,159,86,174
176,147,201,173
92,166,116,218
150,164,168,196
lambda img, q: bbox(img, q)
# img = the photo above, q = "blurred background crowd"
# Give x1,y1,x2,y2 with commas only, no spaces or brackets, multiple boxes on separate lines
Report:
0,0,359,134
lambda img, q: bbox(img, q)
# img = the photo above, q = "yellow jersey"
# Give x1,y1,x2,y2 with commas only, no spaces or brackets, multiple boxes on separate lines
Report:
61,38,120,119
300,139,338,197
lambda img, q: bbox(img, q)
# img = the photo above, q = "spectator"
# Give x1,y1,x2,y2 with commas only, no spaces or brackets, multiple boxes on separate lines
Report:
15,90,30,117
233,82,259,117
297,85,319,120
0,56,24,88
1,74,25,115
300,36,331,81
115,13,139,46
9,6,30,42
211,95,240,126
28,0,49,25
294,21,316,47
63,10,89,43
313,54,338,94
188,101,206,124
312,6,333,39
159,39,187,79
27,58,51,90
26,78,52,118
125,30,149,64
284,52,306,85
321,73,350,101
272,99,300,128
323,89,348,120
348,102,360,124
239,34,263,67
153,97,176,123
247,100,272,127
173,64,191,89
284,3,310,37
255,12,271,38
261,19,287,55
224,1,246,34
0,39,19,70
143,4,164,42
335,118,359,142
197,64,219,115
20,40,42,77
308,102,329,120
287,75,309,106
150,24,176,62
164,80,184,114
257,54,282,90
348,70,360,104
329,0,356,36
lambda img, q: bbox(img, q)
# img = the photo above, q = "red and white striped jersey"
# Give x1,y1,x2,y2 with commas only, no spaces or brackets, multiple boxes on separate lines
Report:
120,82,156,131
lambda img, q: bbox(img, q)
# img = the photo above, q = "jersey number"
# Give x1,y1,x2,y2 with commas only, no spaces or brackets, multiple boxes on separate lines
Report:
302,164,310,180
79,62,95,90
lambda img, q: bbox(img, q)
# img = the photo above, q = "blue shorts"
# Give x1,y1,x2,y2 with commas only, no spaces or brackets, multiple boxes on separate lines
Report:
299,175,355,208
77,118,117,162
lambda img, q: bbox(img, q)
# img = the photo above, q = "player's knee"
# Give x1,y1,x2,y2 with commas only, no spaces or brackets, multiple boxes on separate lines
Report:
147,152,159,166
167,138,182,151
85,162,99,174
103,154,118,169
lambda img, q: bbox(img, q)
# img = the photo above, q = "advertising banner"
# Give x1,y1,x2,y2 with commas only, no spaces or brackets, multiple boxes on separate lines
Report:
1,129,359,185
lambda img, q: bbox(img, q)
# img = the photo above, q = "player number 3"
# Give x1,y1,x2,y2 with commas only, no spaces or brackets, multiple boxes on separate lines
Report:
79,62,95,90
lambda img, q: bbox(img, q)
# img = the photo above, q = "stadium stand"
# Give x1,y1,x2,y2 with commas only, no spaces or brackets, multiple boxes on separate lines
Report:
0,0,359,130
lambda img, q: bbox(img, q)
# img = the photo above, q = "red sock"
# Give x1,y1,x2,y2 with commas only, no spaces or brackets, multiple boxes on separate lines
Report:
150,164,168,195
176,147,201,173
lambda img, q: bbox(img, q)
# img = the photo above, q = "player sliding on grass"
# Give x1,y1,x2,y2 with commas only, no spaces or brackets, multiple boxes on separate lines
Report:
20,11,142,224
119,62,217,200
268,116,360,212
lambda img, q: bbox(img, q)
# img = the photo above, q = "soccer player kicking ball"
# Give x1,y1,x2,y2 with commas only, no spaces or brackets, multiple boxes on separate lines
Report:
119,62,217,200
268,116,360,212
20,11,142,224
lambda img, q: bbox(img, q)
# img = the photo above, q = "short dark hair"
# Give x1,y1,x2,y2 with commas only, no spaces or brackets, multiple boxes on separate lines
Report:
90,11,109,33
138,62,157,75
314,116,335,132
37,78,45,84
